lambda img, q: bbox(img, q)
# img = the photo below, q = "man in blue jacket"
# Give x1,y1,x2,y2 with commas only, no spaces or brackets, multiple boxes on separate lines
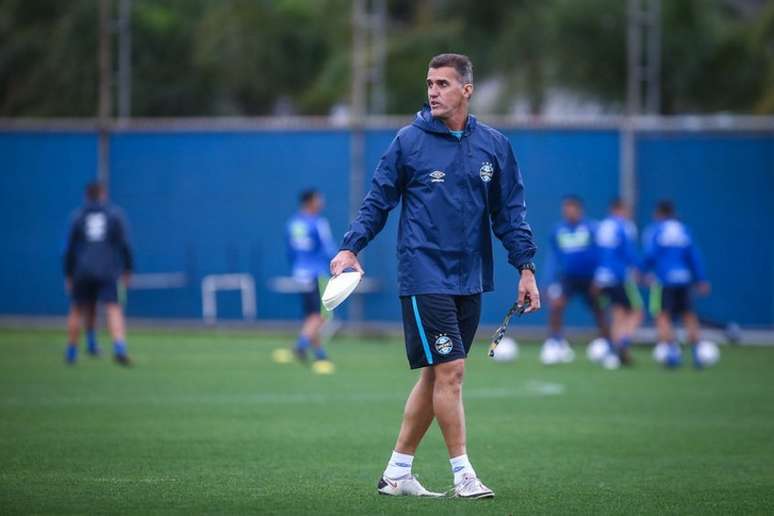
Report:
642,200,710,368
63,182,133,366
330,54,539,499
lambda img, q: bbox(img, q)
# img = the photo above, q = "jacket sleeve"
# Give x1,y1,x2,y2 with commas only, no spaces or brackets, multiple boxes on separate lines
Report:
114,209,134,273
340,136,404,254
490,138,537,269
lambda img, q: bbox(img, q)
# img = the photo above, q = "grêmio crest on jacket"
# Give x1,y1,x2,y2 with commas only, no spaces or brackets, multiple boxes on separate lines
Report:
479,161,494,183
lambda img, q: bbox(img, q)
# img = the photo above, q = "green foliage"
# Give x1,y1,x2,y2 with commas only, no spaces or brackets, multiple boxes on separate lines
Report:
0,0,771,116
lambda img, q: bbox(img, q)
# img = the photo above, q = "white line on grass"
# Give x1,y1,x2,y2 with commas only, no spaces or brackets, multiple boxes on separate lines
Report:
0,381,564,407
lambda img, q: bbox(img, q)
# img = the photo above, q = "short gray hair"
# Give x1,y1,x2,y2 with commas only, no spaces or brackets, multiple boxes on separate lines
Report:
428,53,473,85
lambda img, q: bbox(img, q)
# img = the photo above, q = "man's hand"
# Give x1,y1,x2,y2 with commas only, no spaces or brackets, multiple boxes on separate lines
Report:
65,277,72,293
122,272,132,287
330,250,364,277
696,281,711,296
518,269,540,313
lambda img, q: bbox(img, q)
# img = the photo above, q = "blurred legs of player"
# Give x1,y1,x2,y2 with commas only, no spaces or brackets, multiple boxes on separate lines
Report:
83,303,100,356
601,282,643,368
295,313,328,361
544,279,609,364
294,277,332,369
654,285,703,368
66,277,131,366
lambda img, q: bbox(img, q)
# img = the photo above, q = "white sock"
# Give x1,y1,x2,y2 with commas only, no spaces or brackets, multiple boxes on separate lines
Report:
450,454,476,484
383,450,413,480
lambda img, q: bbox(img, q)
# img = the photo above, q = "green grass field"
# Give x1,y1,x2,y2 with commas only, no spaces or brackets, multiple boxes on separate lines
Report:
1,328,773,515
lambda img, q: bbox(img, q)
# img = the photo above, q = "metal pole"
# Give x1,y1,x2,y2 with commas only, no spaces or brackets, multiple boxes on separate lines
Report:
626,0,642,117
349,0,367,325
645,0,661,114
370,0,387,115
621,0,641,211
98,0,112,193
118,0,132,120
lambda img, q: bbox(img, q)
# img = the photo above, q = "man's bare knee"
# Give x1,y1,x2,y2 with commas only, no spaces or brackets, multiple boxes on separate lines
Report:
434,359,465,389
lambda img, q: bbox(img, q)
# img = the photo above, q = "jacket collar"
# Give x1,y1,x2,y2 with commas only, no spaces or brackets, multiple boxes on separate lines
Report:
412,104,477,136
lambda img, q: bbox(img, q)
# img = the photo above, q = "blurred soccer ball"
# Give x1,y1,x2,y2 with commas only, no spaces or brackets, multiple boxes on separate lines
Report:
586,338,610,363
652,342,670,364
602,352,621,370
696,340,720,367
492,337,519,362
541,338,574,365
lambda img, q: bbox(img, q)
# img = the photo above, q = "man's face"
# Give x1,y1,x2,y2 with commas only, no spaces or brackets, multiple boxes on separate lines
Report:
308,195,323,214
562,201,582,223
426,66,472,120
612,205,630,219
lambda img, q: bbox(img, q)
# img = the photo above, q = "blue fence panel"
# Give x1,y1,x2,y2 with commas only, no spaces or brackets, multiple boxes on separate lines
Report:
494,129,621,327
110,130,351,319
0,132,97,315
1,127,772,326
636,132,774,326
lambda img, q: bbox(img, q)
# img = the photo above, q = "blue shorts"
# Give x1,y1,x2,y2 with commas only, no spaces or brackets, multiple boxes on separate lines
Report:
400,294,481,369
71,277,118,305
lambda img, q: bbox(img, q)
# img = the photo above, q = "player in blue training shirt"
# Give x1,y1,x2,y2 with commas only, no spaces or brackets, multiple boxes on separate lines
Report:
642,200,710,368
541,195,609,364
593,198,643,368
63,182,133,366
286,189,337,367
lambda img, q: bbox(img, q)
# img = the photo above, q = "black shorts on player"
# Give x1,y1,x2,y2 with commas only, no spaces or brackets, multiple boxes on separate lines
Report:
601,284,632,310
559,276,595,306
300,279,322,317
661,285,692,318
71,276,118,306
400,294,481,369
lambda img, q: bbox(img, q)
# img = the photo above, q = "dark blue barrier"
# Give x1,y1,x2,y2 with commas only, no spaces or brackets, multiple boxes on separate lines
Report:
636,132,774,326
0,132,97,315
1,126,771,326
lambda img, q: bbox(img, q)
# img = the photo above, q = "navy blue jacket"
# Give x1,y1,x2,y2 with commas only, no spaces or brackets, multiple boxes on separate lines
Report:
64,202,133,281
340,105,536,296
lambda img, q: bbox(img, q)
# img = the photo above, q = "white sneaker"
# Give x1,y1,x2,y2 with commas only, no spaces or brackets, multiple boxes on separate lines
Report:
452,474,495,499
377,475,444,497
558,339,576,363
540,339,561,365
602,352,621,370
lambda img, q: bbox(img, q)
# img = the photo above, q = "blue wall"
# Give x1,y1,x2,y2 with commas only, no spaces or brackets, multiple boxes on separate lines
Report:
636,132,774,325
1,126,771,326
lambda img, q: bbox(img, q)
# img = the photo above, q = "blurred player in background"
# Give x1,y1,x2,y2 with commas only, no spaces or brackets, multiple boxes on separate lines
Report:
593,198,642,368
63,182,133,366
643,200,710,368
286,189,337,369
541,195,608,364
331,53,539,499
